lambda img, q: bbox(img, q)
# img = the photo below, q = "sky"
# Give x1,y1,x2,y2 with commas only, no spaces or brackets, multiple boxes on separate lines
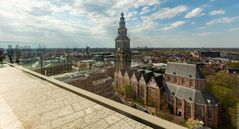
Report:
0,0,239,48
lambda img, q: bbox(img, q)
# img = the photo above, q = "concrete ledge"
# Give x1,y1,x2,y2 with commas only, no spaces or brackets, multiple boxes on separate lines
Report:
11,64,187,129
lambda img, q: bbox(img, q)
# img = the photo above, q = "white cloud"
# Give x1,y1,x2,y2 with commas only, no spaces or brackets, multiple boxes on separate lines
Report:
0,0,169,47
196,32,214,36
199,26,206,30
0,0,238,48
144,5,188,20
227,27,239,32
209,9,225,16
185,8,204,18
161,21,185,31
207,16,239,25
113,0,159,9
131,19,157,33
132,5,187,32
140,6,151,15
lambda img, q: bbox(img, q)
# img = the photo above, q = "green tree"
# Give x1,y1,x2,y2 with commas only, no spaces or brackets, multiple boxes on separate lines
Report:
186,118,203,129
122,84,133,98
228,105,238,128
207,71,239,128
227,62,239,68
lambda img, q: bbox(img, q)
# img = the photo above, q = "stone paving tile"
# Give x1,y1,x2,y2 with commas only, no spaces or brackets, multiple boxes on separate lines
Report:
143,126,154,129
40,105,74,123
106,118,133,129
53,118,83,129
63,96,86,105
27,100,65,117
0,96,24,129
124,117,147,129
83,119,109,129
20,115,41,129
52,111,85,128
0,65,151,129
71,99,96,112
104,112,126,125
1,120,25,129
33,122,51,129
72,107,114,129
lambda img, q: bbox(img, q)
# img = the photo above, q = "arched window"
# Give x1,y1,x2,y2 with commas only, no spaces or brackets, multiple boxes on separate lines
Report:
181,78,185,85
174,76,177,83
177,99,182,108
189,79,193,87
208,107,213,119
167,75,170,82
186,102,191,117
196,105,204,119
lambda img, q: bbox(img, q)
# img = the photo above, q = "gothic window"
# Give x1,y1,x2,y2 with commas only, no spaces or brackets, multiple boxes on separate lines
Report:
167,75,170,82
169,96,174,105
174,76,177,83
196,105,204,119
177,99,182,108
140,85,144,97
148,90,151,96
208,107,213,119
189,79,193,87
151,90,155,96
186,102,191,116
181,78,185,85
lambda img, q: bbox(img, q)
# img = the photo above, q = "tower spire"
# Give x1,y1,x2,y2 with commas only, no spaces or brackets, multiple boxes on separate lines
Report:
121,11,124,17
115,12,131,72
119,11,125,28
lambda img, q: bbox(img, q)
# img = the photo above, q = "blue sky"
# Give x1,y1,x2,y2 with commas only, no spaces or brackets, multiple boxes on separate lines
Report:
0,0,238,48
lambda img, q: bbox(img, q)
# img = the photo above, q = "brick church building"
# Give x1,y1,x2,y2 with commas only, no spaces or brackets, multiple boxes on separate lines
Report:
114,12,220,128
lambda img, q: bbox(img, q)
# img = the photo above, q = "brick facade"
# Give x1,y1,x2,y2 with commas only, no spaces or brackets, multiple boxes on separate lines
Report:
114,69,163,108
114,62,220,128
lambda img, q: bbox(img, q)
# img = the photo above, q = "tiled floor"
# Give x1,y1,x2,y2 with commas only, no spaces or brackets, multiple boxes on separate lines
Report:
0,65,151,129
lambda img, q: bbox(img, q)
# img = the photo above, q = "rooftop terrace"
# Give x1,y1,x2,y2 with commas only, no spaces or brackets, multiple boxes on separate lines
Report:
0,64,186,129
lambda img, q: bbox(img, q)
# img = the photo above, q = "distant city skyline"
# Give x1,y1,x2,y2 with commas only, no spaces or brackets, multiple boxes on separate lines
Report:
0,0,239,48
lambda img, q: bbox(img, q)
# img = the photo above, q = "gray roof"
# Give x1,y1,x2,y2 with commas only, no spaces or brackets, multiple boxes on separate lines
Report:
165,62,205,79
153,73,163,88
125,68,164,88
165,83,218,105
126,68,137,78
120,69,126,76
143,70,154,83
134,69,145,80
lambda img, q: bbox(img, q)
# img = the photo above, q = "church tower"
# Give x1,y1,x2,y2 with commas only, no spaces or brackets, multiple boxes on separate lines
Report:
115,12,131,72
